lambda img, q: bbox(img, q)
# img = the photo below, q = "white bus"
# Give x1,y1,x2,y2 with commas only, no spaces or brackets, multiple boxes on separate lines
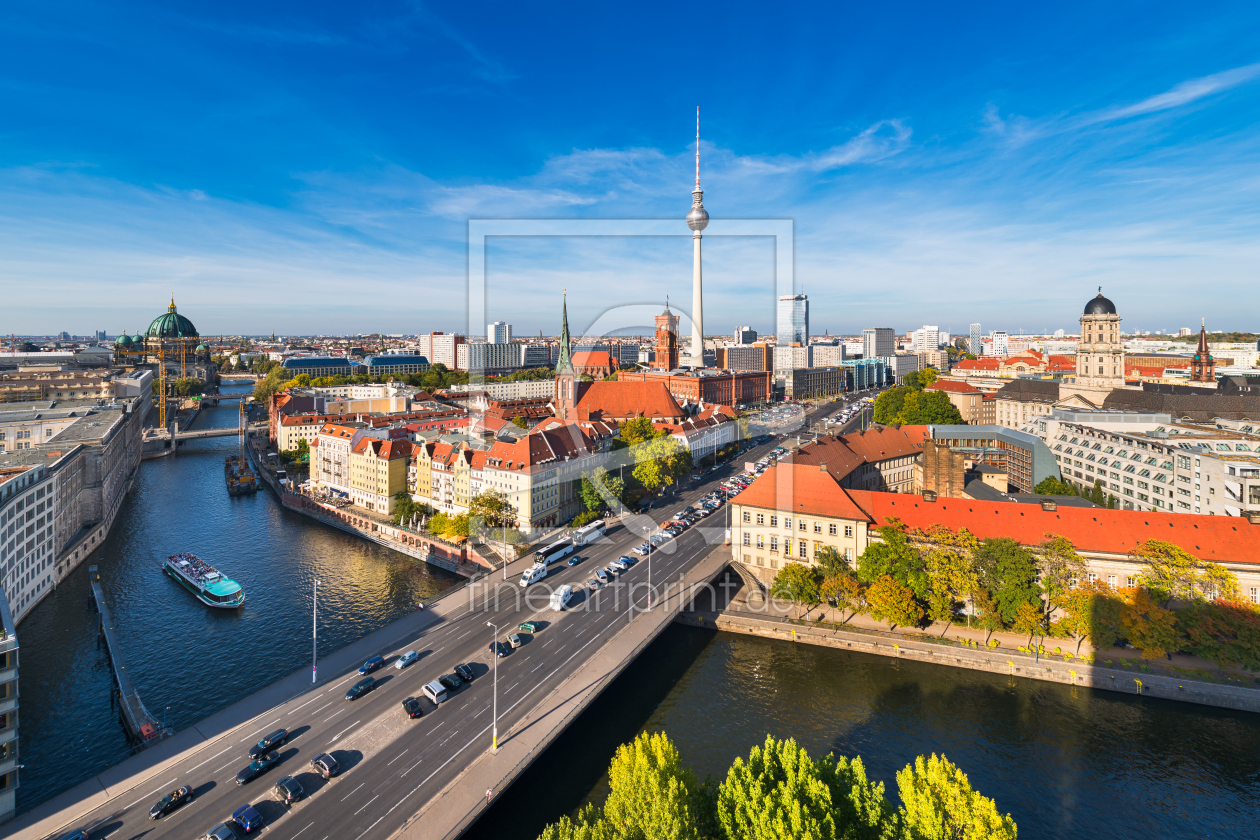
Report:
550,584,575,611
533,538,576,567
571,519,607,546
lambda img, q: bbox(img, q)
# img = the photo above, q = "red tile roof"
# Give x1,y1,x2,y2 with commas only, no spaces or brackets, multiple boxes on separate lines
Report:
954,358,1000,371
737,463,873,521
928,380,982,394
575,381,685,421
845,491,1260,565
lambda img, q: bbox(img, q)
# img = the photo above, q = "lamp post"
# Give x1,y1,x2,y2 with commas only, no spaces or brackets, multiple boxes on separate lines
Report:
312,578,320,684
486,620,499,752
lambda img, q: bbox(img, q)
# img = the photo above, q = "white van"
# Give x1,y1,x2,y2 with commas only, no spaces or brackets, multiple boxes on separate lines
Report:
519,564,547,588
550,584,574,611
422,680,448,704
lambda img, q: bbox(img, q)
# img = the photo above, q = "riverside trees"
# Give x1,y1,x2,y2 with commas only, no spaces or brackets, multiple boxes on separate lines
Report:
535,732,1015,840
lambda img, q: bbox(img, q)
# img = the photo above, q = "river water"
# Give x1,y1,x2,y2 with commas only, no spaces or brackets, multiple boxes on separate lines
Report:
15,385,463,815
467,625,1260,840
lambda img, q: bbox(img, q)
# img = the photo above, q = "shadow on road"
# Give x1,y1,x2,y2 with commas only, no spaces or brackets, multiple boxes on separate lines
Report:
331,748,364,774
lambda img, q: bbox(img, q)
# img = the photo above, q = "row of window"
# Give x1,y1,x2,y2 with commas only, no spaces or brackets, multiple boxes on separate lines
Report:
741,510,854,537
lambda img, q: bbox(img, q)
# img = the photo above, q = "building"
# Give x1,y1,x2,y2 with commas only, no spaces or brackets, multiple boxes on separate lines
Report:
654,406,739,464
734,327,758,344
777,295,809,346
810,344,845,368
569,350,618,379
881,352,921,386
444,379,555,402
1073,291,1126,394
313,423,367,497
651,304,681,371
969,323,982,355
0,584,16,822
361,355,430,378
987,330,1009,357
715,344,772,372
416,333,465,369
488,322,512,344
0,462,55,626
863,328,896,360
1190,322,1216,383
840,358,887,391
919,425,1060,493
1030,408,1260,516
927,380,996,425
949,349,1075,381
281,357,360,379
521,343,558,369
617,368,772,409
778,367,843,399
787,425,927,493
348,438,412,513
912,326,941,352
456,342,522,375
773,345,812,373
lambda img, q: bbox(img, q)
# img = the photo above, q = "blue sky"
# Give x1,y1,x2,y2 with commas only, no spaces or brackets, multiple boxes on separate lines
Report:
3,2,1260,339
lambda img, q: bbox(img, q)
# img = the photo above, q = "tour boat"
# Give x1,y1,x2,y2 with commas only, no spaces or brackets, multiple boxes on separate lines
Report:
163,553,246,608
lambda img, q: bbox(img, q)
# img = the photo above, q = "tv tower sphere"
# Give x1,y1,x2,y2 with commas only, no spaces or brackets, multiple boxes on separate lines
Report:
687,190,709,231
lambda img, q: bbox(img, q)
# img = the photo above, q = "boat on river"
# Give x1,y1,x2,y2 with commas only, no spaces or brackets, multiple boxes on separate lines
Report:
163,553,246,608
225,455,258,496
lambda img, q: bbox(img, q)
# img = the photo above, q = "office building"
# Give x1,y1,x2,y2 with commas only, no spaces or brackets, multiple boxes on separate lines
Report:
715,344,773,372
912,326,940,352
969,324,982,355
488,322,512,344
841,358,888,391
988,330,1009,357
777,295,809,346
863,328,896,360
734,327,758,345
811,344,845,368
778,367,844,399
456,342,523,375
416,333,465,369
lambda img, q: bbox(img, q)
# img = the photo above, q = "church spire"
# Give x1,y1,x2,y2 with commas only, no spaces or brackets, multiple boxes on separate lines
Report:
555,290,573,374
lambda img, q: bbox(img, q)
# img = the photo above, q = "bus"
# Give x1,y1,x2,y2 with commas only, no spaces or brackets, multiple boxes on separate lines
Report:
533,538,576,567
571,519,607,546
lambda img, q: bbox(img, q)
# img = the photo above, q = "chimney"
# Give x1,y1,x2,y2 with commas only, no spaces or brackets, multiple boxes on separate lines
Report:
1247,511,1260,525
820,462,827,472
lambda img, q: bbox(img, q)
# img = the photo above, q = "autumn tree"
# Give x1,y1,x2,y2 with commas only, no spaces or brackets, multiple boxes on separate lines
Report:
1056,579,1122,655
1179,599,1260,672
772,563,820,616
919,527,979,637
814,545,849,579
866,575,923,630
970,588,1004,644
820,573,866,625
620,417,660,447
895,754,1017,840
1012,601,1044,649
1033,534,1087,621
632,434,692,495
1120,587,1180,660
1132,540,1239,604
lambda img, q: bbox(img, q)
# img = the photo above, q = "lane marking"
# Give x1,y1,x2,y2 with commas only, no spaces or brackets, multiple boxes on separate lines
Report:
400,757,423,777
215,760,236,774
341,782,365,801
189,745,232,772
323,708,348,723
354,795,380,815
310,700,336,716
291,822,314,840
330,720,360,742
386,749,409,766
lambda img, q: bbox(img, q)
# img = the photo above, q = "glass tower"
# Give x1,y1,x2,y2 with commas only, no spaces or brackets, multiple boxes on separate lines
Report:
777,295,809,346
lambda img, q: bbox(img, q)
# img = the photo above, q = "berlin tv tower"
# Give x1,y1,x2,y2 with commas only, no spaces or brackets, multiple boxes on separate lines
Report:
686,106,709,368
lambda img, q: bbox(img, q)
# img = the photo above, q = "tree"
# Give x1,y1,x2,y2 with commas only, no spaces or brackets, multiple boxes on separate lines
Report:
919,368,939,388
900,390,963,425
820,573,866,625
857,525,929,599
866,575,923,630
1033,534,1087,622
1033,477,1080,497
895,754,1017,840
1132,540,1239,604
717,736,893,840
391,492,431,526
1120,587,1179,659
903,371,923,390
814,545,849,580
603,732,707,840
511,415,529,429
290,373,312,388
772,562,820,613
972,538,1041,627
921,530,979,636
469,489,516,531
632,435,691,495
970,588,1004,644
1056,579,1122,655
538,808,614,840
171,377,205,397
1179,599,1260,672
1089,480,1106,506
620,417,659,447
873,388,908,424
1012,601,1044,648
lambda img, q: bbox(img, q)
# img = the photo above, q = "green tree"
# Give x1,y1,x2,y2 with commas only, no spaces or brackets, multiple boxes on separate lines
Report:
772,562,821,613
872,388,908,424
1032,477,1080,497
1012,601,1044,648
1089,480,1106,506
289,373,312,388
469,489,516,532
603,732,708,840
897,390,963,425
1132,540,1239,604
814,545,850,579
921,530,979,636
171,377,205,397
857,525,929,599
1056,579,1119,655
895,754,1016,840
902,371,923,390
972,538,1041,626
717,736,893,840
632,435,692,495
620,417,660,446
919,368,939,388
970,588,1004,644
537,808,614,840
1033,534,1087,622
866,575,923,630
820,573,866,625
1179,599,1260,672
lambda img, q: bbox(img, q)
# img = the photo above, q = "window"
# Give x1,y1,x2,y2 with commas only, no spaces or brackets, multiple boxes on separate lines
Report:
783,517,791,530
742,511,750,523
844,548,854,561
1107,575,1117,587
756,513,764,525
770,516,777,527
1088,572,1097,583
799,520,807,531
756,534,764,549
742,533,750,546
770,536,778,552
1251,587,1259,605
1127,576,1136,588
813,523,822,534
844,525,854,537
799,539,808,558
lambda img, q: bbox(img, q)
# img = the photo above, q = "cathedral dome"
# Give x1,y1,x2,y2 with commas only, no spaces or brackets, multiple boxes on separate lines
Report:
1083,292,1117,315
114,332,132,347
146,298,199,339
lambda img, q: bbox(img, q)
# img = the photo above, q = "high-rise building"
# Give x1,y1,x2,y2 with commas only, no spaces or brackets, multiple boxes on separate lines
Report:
416,332,464,369
863,328,895,360
811,344,845,368
777,295,809,346
687,107,709,368
734,326,757,345
912,325,940,352
988,330,1009,357
969,323,982,355
488,321,512,344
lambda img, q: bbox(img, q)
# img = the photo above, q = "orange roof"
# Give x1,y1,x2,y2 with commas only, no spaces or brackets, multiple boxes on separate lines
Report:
737,463,873,521
575,381,685,421
571,350,617,368
928,380,981,394
845,491,1260,565
954,358,1000,370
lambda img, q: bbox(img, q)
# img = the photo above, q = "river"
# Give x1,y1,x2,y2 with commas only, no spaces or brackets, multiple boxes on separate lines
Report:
15,385,463,815
467,625,1260,840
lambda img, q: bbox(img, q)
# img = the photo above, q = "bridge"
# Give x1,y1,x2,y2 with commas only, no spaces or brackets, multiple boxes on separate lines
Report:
88,566,174,748
10,400,856,840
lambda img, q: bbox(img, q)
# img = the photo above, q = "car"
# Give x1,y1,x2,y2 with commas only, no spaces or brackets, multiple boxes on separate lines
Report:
621,555,638,568
274,775,304,805
358,655,385,675
673,511,688,519
605,564,621,577
632,544,650,555
596,569,610,584
235,752,279,785
401,696,425,718
232,803,264,833
395,650,419,669
518,621,539,632
439,672,463,691
694,508,710,517
488,641,509,657
566,555,584,566
345,676,376,701
249,728,289,759
311,753,340,779
454,663,476,682
206,822,243,840
508,634,522,649
611,558,629,571
149,785,194,819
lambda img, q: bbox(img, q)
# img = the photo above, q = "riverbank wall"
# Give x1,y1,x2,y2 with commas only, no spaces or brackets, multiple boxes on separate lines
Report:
677,608,1260,714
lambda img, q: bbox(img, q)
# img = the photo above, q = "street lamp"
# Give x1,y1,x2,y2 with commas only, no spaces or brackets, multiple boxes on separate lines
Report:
312,578,320,684
486,620,500,752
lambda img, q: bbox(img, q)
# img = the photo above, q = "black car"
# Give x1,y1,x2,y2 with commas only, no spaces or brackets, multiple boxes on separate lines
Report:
401,696,424,718
358,655,385,675
206,822,243,840
453,663,475,682
249,728,289,759
274,775,304,805
149,785,194,819
235,751,279,785
438,673,463,691
488,641,509,658
345,676,376,700
311,753,339,779
54,831,88,840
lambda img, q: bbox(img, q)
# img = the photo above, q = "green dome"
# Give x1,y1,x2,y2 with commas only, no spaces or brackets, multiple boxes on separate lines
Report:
115,333,133,346
147,298,198,339
196,343,208,352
